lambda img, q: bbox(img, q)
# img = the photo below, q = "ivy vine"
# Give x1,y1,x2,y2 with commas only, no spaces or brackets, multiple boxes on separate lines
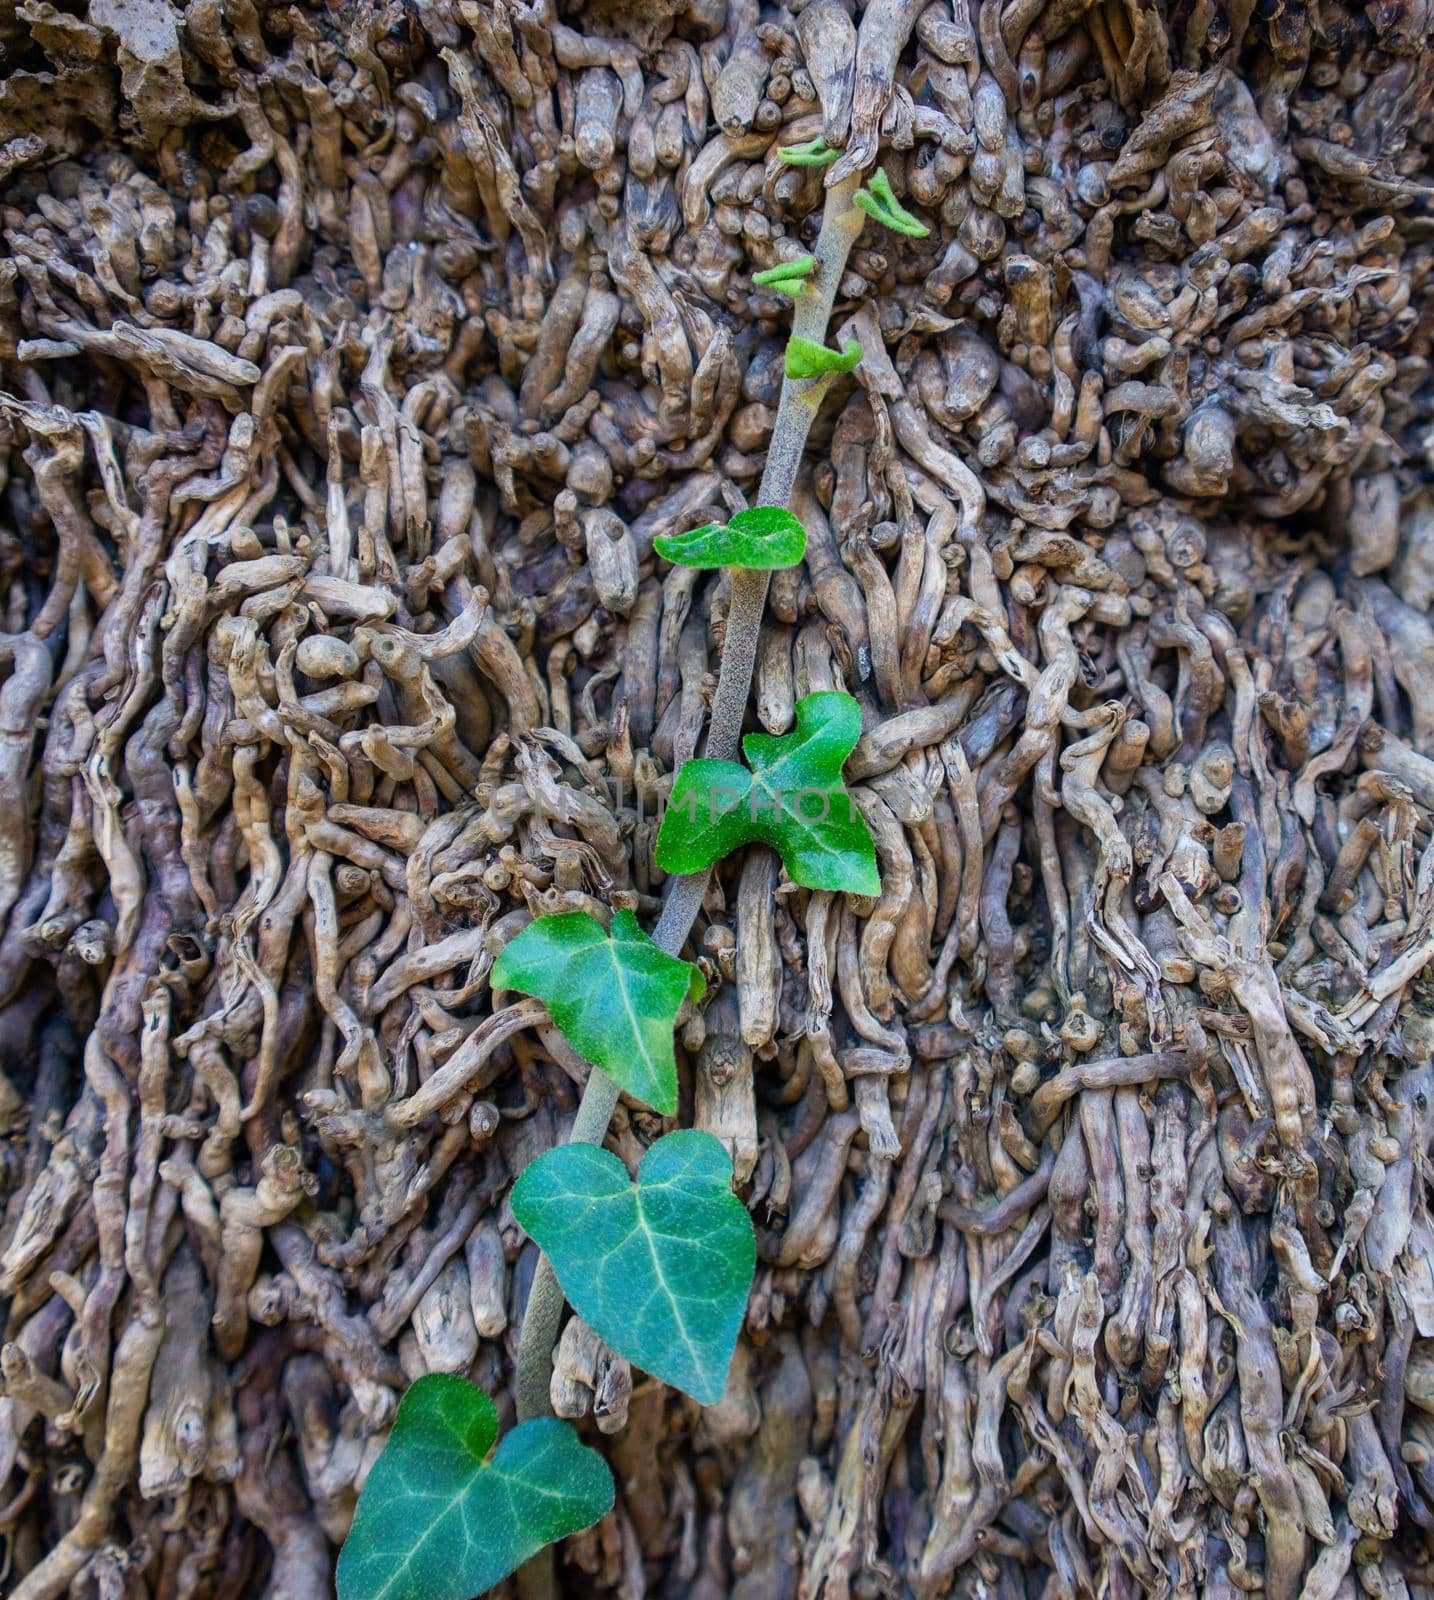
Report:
338,141,932,1600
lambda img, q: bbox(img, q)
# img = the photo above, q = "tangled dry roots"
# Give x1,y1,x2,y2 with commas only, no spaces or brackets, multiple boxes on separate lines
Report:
0,0,1433,1595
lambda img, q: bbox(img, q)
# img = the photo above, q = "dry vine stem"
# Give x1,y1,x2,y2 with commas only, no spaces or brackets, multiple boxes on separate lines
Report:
0,1,1433,1599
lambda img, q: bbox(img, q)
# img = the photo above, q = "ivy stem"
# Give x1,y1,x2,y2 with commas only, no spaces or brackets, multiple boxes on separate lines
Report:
514,171,866,1439
656,171,865,952
513,1071,619,1420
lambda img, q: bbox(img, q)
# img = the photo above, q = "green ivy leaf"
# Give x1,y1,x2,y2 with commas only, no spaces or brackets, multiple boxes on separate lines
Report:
752,255,816,296
784,335,863,380
853,168,930,238
511,1131,755,1406
336,1376,612,1600
654,690,880,895
778,136,841,166
492,910,703,1115
653,506,807,572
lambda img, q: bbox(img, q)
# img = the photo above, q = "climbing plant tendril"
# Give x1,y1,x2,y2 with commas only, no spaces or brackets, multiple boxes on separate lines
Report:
776,135,843,165
783,334,865,379
750,256,818,296
853,168,932,237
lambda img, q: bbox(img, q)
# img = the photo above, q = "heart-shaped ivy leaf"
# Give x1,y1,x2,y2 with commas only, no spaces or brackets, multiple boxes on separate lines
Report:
752,255,816,296
784,335,863,380
336,1376,612,1600
511,1131,755,1405
853,168,930,237
492,910,703,1115
655,690,880,896
778,135,841,166
653,506,807,572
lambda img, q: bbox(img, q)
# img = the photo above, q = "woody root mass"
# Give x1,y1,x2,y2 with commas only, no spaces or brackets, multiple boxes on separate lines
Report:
0,0,1432,1597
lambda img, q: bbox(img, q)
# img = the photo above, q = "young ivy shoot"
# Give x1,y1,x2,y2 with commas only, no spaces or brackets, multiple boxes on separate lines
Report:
336,141,924,1600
